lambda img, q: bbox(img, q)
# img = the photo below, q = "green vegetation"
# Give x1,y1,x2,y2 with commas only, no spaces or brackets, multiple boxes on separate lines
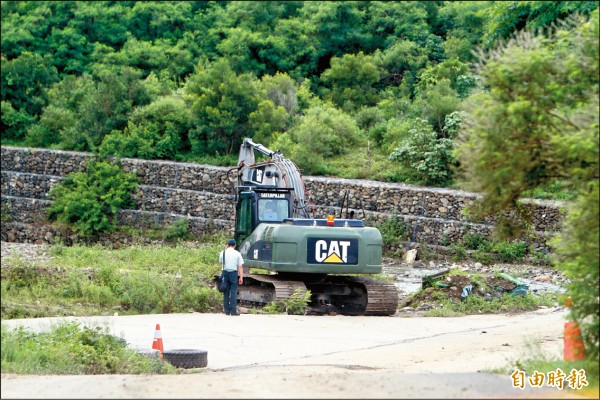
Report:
2,1,596,190
1,203,12,222
1,240,225,319
262,288,312,315
456,9,599,360
446,231,541,265
2,0,598,380
1,321,178,374
46,157,139,238
162,219,194,242
422,293,555,317
376,215,409,248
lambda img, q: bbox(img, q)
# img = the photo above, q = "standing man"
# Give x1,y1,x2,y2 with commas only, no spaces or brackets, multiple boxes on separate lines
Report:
219,239,244,316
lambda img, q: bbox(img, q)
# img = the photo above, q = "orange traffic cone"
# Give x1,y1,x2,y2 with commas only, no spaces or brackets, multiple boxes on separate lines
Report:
564,321,586,361
563,297,586,361
152,323,164,360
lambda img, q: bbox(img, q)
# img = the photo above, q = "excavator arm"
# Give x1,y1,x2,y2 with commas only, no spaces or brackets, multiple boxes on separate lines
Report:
236,138,312,218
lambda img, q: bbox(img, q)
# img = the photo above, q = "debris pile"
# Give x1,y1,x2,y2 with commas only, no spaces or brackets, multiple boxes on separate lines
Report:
402,269,531,310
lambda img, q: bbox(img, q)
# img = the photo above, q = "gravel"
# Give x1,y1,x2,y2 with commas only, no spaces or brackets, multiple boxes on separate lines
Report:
1,241,52,266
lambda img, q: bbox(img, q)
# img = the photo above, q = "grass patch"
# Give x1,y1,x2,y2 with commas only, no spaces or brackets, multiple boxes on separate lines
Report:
1,321,179,374
2,237,227,319
422,293,556,317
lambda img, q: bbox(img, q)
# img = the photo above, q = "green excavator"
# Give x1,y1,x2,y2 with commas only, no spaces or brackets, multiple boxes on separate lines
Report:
229,138,398,315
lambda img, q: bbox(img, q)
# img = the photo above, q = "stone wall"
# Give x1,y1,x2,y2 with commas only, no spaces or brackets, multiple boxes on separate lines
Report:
1,146,565,252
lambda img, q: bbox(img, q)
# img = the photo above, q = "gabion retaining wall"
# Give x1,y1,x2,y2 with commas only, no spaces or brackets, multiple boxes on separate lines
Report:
1,146,565,251
1,196,233,245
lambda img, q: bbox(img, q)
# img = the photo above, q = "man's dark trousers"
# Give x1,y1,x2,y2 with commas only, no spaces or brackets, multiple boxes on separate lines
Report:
223,270,239,314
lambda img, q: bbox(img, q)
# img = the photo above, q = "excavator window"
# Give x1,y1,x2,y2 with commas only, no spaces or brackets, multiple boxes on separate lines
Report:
235,195,254,245
259,199,288,222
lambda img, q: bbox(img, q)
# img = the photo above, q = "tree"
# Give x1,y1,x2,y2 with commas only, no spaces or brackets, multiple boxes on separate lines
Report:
99,95,191,160
320,51,382,112
75,65,150,151
456,11,599,359
47,26,92,75
1,52,59,116
1,52,59,139
270,103,361,175
389,118,455,186
481,0,598,48
412,79,462,134
373,39,429,96
415,58,477,99
297,2,368,74
437,1,493,62
260,72,301,115
366,1,431,48
248,100,289,146
69,1,130,47
183,58,261,155
128,1,193,43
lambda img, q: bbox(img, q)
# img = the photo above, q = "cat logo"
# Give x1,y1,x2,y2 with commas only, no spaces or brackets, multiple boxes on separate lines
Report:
307,238,358,265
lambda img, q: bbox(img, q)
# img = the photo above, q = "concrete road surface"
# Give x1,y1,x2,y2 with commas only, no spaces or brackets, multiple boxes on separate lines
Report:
1,307,594,399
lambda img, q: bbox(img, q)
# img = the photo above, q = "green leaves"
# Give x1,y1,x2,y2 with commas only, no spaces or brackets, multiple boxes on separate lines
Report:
271,103,360,175
2,0,597,186
99,95,191,159
457,11,599,236
389,118,455,186
184,58,261,155
457,10,599,360
321,51,382,112
47,157,139,238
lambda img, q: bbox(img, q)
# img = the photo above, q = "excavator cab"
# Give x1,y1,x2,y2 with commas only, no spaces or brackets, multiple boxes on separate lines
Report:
234,187,293,246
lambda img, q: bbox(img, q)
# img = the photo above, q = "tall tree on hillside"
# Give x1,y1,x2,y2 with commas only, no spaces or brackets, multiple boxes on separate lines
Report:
1,52,59,140
481,0,599,47
184,58,261,155
321,51,382,112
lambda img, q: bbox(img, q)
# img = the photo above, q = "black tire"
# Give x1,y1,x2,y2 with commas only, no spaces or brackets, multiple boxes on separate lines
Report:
162,349,208,368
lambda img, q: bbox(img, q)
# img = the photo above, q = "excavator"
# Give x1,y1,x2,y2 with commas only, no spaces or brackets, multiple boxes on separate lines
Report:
228,138,398,316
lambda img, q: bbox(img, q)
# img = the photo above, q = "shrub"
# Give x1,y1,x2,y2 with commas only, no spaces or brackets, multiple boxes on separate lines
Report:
263,288,311,315
472,250,494,265
492,241,528,263
1,322,177,374
451,243,467,261
377,215,409,246
388,118,455,186
46,157,139,238
81,283,118,308
163,219,192,242
462,232,491,251
1,203,12,222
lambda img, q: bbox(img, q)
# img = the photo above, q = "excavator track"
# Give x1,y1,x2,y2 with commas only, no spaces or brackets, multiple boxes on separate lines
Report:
237,273,398,316
238,274,308,308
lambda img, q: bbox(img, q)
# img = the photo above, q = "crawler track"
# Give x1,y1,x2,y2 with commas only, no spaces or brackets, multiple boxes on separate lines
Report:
237,274,398,316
